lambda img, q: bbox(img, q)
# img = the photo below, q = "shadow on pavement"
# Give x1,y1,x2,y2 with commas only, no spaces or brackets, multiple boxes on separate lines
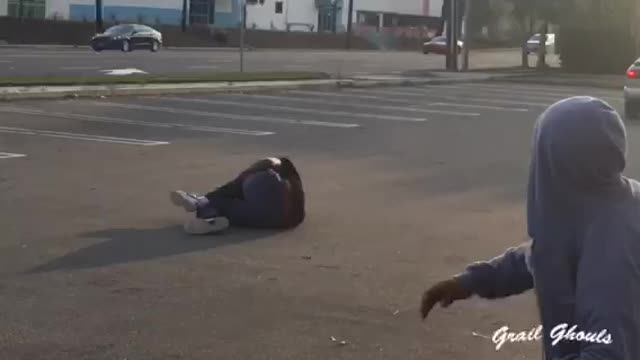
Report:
25,225,282,274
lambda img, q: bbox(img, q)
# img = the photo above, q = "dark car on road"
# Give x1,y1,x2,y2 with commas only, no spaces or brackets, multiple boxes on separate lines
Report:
91,24,163,52
422,36,463,55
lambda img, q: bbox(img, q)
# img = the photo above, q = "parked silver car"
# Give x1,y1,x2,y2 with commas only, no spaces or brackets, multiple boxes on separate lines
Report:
624,59,640,119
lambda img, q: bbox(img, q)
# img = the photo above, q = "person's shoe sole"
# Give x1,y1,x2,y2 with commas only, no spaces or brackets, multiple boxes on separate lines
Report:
184,217,230,235
170,190,197,212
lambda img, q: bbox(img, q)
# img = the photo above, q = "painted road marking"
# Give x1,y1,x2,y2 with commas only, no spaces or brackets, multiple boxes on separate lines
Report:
0,107,274,136
235,94,484,116
90,102,361,128
427,102,528,112
187,65,220,70
416,84,623,103
0,126,169,146
100,68,148,76
60,66,101,70
159,97,436,121
460,82,621,96
342,88,547,108
0,152,26,159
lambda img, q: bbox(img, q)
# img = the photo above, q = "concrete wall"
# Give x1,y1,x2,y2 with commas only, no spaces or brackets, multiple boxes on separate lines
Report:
0,0,7,17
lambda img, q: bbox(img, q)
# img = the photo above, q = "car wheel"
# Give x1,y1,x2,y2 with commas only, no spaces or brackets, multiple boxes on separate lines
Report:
121,40,131,52
91,45,103,52
625,100,640,120
150,40,160,52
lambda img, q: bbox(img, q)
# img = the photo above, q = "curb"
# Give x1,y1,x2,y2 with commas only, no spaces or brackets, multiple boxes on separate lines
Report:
0,74,511,101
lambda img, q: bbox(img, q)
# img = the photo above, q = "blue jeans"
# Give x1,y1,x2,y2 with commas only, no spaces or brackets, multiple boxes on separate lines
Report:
197,170,288,228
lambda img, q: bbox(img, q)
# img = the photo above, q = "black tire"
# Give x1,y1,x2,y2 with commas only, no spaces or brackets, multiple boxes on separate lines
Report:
91,45,103,52
150,40,160,52
121,39,131,52
625,100,640,120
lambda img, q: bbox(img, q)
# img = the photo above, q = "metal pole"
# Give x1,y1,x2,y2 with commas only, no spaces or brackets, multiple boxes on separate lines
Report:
95,0,103,33
240,0,245,72
181,0,188,32
346,0,354,49
449,0,458,71
461,0,471,71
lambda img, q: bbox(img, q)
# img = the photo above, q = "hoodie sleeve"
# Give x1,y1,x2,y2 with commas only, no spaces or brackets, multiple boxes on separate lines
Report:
548,219,640,360
455,243,534,299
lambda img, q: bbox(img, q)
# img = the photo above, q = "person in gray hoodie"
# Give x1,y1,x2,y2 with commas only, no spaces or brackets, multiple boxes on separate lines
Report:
420,96,640,359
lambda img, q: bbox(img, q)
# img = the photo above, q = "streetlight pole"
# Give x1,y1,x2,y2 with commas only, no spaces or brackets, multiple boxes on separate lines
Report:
95,0,103,33
240,0,246,72
346,0,354,49
181,0,188,32
461,0,471,71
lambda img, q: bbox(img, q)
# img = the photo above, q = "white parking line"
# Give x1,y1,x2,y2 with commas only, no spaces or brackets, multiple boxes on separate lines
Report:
0,107,274,136
60,66,101,70
417,84,624,103
0,126,169,146
90,102,360,128
233,94,481,116
428,102,528,112
159,97,436,121
0,152,26,159
187,65,220,70
463,82,621,96
343,88,547,108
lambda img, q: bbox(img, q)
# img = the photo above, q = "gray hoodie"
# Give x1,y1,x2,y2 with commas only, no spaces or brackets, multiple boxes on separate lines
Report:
457,96,640,359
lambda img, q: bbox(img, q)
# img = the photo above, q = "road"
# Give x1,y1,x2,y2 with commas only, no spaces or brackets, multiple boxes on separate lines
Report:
0,47,557,78
0,81,628,360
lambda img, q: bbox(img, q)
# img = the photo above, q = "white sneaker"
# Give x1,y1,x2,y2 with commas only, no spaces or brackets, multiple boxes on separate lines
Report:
184,217,230,235
170,190,199,212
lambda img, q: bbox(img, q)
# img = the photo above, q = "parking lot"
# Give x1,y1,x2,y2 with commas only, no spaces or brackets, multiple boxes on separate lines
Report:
0,81,634,360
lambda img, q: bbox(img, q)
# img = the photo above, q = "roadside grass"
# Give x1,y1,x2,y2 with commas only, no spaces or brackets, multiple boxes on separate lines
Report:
0,71,332,87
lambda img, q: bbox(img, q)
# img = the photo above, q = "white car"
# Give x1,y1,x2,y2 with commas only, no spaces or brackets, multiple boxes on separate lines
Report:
526,33,555,55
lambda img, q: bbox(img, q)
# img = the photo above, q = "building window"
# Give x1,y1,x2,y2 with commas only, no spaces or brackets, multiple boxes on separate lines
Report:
275,1,283,14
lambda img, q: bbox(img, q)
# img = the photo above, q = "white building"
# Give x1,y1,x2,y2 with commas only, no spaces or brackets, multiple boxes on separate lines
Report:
246,0,443,32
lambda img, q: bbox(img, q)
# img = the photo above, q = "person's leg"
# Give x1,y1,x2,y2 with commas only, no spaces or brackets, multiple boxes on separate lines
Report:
208,170,288,228
204,176,245,200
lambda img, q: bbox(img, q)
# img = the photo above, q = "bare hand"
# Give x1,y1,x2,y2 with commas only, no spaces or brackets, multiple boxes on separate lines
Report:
420,278,472,321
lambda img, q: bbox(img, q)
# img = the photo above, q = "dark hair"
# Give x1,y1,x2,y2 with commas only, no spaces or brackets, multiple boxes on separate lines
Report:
278,157,300,179
278,157,305,226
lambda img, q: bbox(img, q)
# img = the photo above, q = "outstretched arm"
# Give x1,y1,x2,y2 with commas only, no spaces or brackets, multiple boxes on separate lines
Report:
421,243,534,320
456,242,534,299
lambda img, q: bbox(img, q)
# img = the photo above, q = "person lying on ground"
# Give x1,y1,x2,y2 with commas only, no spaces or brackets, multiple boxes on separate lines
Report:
170,157,305,235
421,96,640,360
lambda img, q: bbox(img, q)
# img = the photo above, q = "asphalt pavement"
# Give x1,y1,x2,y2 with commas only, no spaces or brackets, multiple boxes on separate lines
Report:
0,81,630,360
0,46,556,78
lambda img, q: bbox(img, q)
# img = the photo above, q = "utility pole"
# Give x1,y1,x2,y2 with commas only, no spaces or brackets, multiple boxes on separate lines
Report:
240,0,246,72
461,0,471,71
446,0,458,71
346,0,354,49
95,0,103,33
181,0,188,32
